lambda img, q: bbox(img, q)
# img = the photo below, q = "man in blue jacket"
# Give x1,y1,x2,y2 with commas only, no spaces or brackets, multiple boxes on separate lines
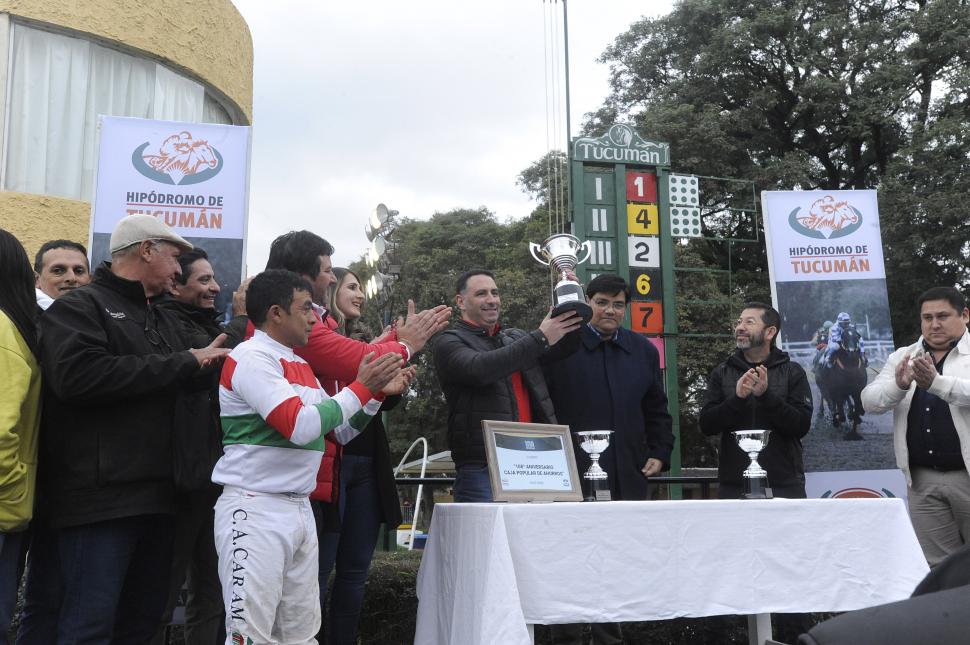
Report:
545,273,674,499
543,273,674,645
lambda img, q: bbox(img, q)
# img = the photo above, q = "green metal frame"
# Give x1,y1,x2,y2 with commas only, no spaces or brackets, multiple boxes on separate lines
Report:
570,147,760,499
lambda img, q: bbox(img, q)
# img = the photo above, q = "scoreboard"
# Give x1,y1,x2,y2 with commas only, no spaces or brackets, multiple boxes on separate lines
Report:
569,124,702,475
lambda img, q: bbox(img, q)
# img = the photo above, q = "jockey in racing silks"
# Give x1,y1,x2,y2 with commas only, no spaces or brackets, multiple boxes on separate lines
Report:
824,312,866,366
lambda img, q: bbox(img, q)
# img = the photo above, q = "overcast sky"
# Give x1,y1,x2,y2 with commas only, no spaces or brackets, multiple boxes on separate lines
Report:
231,0,675,274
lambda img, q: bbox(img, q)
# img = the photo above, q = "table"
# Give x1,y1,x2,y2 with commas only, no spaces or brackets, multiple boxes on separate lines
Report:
414,499,929,645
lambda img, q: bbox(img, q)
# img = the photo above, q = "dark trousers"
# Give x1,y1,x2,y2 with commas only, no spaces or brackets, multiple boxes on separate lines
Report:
17,514,174,645
151,489,224,645
453,464,494,503
316,455,384,645
0,531,27,636
549,622,624,645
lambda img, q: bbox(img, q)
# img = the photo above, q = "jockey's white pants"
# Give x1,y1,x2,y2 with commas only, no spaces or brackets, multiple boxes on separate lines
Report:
215,486,320,645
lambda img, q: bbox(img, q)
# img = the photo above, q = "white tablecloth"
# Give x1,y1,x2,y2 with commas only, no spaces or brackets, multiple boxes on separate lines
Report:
414,499,929,645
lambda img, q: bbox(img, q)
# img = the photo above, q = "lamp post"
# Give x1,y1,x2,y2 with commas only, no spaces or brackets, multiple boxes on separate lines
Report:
364,203,400,326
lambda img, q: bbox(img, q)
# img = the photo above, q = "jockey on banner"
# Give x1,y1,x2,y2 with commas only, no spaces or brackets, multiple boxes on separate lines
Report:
824,312,867,368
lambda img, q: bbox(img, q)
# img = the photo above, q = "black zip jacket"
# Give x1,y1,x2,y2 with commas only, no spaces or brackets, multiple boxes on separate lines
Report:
699,347,813,490
37,265,200,528
434,319,577,467
155,298,235,492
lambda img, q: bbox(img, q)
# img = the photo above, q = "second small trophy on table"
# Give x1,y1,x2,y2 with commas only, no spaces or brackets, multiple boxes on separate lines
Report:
576,430,614,501
733,429,772,499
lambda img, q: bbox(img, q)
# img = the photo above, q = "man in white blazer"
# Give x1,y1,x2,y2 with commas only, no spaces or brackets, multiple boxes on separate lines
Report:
862,286,970,566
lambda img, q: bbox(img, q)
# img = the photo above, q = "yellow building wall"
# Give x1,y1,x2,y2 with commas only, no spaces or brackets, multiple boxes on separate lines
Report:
0,193,90,259
0,0,253,259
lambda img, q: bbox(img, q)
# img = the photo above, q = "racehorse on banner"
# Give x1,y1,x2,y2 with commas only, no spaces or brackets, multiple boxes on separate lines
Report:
815,330,867,440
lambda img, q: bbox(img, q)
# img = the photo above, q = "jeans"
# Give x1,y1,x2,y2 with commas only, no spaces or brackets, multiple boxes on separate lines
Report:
453,464,494,503
17,514,175,645
16,524,60,644
0,531,27,636
151,488,224,645
317,454,384,645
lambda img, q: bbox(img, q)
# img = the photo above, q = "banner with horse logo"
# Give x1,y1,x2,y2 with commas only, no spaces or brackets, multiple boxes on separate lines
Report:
90,116,252,315
762,190,902,499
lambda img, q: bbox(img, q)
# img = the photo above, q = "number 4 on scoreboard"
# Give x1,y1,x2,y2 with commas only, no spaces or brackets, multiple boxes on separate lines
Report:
631,302,664,335
626,204,659,235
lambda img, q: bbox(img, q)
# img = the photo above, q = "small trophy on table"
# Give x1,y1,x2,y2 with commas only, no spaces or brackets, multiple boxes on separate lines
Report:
576,430,613,501
529,233,594,324
732,429,772,499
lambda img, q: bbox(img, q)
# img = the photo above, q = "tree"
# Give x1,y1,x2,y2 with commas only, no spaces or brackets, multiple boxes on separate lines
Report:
589,0,970,343
517,150,568,216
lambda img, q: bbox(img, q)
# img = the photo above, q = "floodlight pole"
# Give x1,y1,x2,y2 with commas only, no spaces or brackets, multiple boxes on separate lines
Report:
562,0,574,227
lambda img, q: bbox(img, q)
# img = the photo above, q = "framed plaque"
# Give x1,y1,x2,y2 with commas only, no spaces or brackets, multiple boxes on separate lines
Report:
482,421,583,503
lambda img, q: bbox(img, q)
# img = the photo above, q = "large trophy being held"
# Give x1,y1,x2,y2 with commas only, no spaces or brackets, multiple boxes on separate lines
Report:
529,233,594,324
732,429,772,499
576,430,613,501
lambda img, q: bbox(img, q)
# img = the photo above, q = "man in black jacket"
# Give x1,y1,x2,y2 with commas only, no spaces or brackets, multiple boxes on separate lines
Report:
19,215,229,643
434,269,581,502
699,302,813,498
151,246,235,645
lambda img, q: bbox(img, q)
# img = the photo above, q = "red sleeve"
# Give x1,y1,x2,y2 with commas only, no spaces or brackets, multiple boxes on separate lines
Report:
295,318,407,382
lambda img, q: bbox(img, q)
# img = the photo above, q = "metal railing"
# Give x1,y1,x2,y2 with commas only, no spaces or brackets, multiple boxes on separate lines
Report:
393,475,720,500
782,339,895,365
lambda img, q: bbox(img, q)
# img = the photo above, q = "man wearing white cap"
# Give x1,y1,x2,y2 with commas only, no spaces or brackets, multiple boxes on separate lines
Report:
18,215,230,642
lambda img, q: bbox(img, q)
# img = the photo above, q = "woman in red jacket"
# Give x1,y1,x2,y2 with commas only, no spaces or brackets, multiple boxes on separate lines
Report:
315,267,407,644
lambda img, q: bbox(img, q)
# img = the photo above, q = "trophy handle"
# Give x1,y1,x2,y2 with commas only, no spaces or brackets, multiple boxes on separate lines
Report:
529,242,550,265
575,241,593,266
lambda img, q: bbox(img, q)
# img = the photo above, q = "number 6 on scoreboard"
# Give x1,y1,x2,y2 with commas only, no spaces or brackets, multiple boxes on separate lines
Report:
636,274,651,295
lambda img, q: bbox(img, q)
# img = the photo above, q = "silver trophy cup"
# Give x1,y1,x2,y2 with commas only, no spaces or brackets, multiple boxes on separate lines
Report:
529,233,594,324
576,430,614,501
733,429,772,499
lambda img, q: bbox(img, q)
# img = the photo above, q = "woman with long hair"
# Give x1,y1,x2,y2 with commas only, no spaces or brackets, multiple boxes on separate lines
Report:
316,267,407,644
0,229,42,633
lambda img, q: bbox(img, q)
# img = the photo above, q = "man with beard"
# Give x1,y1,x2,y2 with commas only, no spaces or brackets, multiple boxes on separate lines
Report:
699,302,813,498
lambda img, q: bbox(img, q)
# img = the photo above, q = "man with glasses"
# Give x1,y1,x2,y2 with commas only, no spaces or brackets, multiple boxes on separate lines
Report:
19,215,229,642
699,302,813,499
542,273,673,645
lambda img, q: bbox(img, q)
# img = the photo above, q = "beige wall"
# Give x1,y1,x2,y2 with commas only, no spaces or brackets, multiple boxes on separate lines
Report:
0,0,253,257
0,193,89,259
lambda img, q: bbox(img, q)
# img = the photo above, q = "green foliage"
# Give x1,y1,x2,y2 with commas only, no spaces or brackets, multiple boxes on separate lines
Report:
517,150,568,214
352,208,553,459
590,0,970,346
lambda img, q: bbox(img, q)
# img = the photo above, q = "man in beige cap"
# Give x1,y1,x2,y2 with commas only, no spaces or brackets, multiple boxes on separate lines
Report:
19,214,230,642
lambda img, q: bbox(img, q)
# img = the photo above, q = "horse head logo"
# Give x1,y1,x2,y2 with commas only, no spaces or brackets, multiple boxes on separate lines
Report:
608,124,635,147
131,131,223,185
788,195,864,239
